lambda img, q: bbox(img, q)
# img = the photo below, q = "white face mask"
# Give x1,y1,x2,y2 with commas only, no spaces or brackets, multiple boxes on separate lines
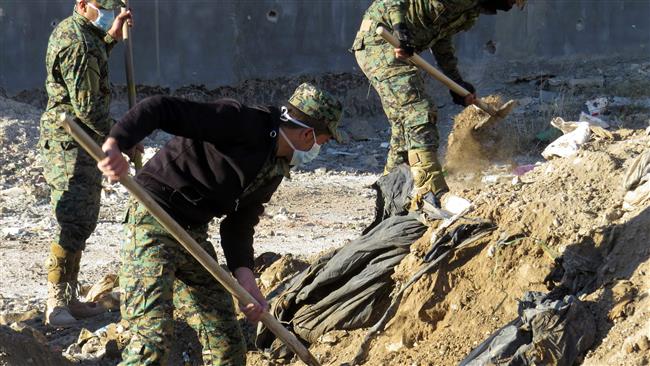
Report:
279,106,321,166
86,2,115,32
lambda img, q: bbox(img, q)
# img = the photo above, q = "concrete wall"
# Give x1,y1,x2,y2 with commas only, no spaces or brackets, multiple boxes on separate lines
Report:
1,1,649,93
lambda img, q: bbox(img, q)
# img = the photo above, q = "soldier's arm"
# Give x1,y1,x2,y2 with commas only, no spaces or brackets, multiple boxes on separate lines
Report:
385,0,408,27
219,201,265,274
220,180,279,274
103,33,118,53
60,43,113,137
109,95,241,151
430,35,463,82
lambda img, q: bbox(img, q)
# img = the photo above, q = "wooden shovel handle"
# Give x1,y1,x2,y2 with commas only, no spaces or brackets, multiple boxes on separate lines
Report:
60,115,320,366
376,27,498,117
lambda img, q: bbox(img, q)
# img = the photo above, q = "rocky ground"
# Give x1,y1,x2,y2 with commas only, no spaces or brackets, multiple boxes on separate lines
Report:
1,55,650,365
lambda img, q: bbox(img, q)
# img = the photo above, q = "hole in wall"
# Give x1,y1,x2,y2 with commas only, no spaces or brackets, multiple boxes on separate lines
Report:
266,9,279,23
484,40,497,55
576,19,584,32
51,20,58,27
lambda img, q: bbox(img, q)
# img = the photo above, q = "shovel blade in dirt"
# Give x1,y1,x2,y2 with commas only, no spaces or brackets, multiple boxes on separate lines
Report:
375,26,516,131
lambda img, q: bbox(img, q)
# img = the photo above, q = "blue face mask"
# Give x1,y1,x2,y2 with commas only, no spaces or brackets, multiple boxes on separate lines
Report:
87,3,115,32
279,106,322,166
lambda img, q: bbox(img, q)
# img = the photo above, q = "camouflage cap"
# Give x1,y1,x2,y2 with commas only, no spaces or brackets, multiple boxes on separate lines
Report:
81,0,125,9
288,83,344,143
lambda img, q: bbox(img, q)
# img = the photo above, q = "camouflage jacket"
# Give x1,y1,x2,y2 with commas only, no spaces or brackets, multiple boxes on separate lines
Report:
40,10,117,141
352,0,480,81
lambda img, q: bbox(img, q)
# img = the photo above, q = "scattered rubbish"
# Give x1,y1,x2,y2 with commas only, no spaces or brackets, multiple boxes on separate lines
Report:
542,119,591,159
586,97,608,117
622,150,650,210
513,164,536,176
460,292,595,366
82,274,120,311
578,112,609,128
64,322,129,362
1,227,24,238
326,149,356,156
442,194,472,215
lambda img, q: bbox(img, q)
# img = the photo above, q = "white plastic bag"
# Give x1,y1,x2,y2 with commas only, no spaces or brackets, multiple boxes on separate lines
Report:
542,120,591,159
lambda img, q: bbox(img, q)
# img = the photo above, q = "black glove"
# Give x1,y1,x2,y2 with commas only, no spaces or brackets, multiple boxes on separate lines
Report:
449,80,475,106
393,23,414,57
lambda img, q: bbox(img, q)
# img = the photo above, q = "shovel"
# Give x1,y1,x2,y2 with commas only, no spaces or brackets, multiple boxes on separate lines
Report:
376,26,516,130
60,114,321,366
120,2,143,170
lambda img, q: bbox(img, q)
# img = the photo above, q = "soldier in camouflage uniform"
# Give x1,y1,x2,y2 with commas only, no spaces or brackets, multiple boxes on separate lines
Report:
40,0,133,326
96,83,343,365
352,0,525,210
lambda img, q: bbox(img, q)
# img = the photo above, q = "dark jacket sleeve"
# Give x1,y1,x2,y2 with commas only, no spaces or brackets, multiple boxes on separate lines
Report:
430,35,463,82
219,177,281,273
109,95,241,151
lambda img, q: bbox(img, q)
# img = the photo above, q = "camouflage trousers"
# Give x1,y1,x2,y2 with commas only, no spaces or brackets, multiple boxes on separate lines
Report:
119,200,246,366
40,138,102,252
354,42,440,173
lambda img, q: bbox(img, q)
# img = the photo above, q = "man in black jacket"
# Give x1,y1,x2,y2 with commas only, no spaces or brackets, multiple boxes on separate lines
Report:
97,83,343,365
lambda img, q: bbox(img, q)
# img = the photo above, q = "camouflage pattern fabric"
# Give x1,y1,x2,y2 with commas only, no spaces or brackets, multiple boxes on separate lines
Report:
95,0,126,9
39,10,117,251
119,200,246,366
354,41,439,172
40,140,102,252
241,155,289,200
352,0,480,173
41,11,116,142
289,83,344,142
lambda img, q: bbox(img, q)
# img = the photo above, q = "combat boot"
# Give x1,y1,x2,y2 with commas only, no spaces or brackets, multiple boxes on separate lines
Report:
67,250,105,318
408,149,449,212
45,243,77,327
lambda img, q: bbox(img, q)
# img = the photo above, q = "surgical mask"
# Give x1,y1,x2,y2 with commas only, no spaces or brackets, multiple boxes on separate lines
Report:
87,2,115,32
279,106,322,166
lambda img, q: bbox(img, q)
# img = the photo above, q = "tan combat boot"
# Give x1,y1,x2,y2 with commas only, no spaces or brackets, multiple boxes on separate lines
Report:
67,250,105,318
45,243,77,327
407,149,449,211
45,244,105,326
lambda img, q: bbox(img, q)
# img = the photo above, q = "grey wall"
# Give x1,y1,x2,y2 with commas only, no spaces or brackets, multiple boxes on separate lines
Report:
1,0,649,93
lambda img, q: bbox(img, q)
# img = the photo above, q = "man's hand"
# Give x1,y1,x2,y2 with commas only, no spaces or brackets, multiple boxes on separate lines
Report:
234,267,268,323
450,80,477,107
107,9,133,42
393,23,414,60
98,137,129,182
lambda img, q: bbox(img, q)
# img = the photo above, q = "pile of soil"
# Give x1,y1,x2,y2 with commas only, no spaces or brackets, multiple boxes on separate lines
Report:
445,95,518,175
248,129,650,366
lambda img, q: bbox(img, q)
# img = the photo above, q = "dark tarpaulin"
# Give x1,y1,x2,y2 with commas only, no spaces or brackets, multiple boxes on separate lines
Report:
459,291,596,366
256,165,427,358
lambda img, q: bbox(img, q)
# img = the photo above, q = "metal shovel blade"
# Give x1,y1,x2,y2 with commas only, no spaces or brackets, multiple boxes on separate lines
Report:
473,99,517,131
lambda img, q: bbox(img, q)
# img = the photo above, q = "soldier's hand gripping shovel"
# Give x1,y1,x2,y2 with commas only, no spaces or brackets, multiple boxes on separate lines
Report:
60,114,321,366
376,26,516,131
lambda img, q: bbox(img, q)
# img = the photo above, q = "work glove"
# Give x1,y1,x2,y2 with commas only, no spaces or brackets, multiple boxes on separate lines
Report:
393,23,415,57
449,80,476,106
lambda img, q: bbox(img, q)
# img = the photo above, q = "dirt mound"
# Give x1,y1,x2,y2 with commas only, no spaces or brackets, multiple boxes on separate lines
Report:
445,95,518,175
249,130,650,366
0,325,73,366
